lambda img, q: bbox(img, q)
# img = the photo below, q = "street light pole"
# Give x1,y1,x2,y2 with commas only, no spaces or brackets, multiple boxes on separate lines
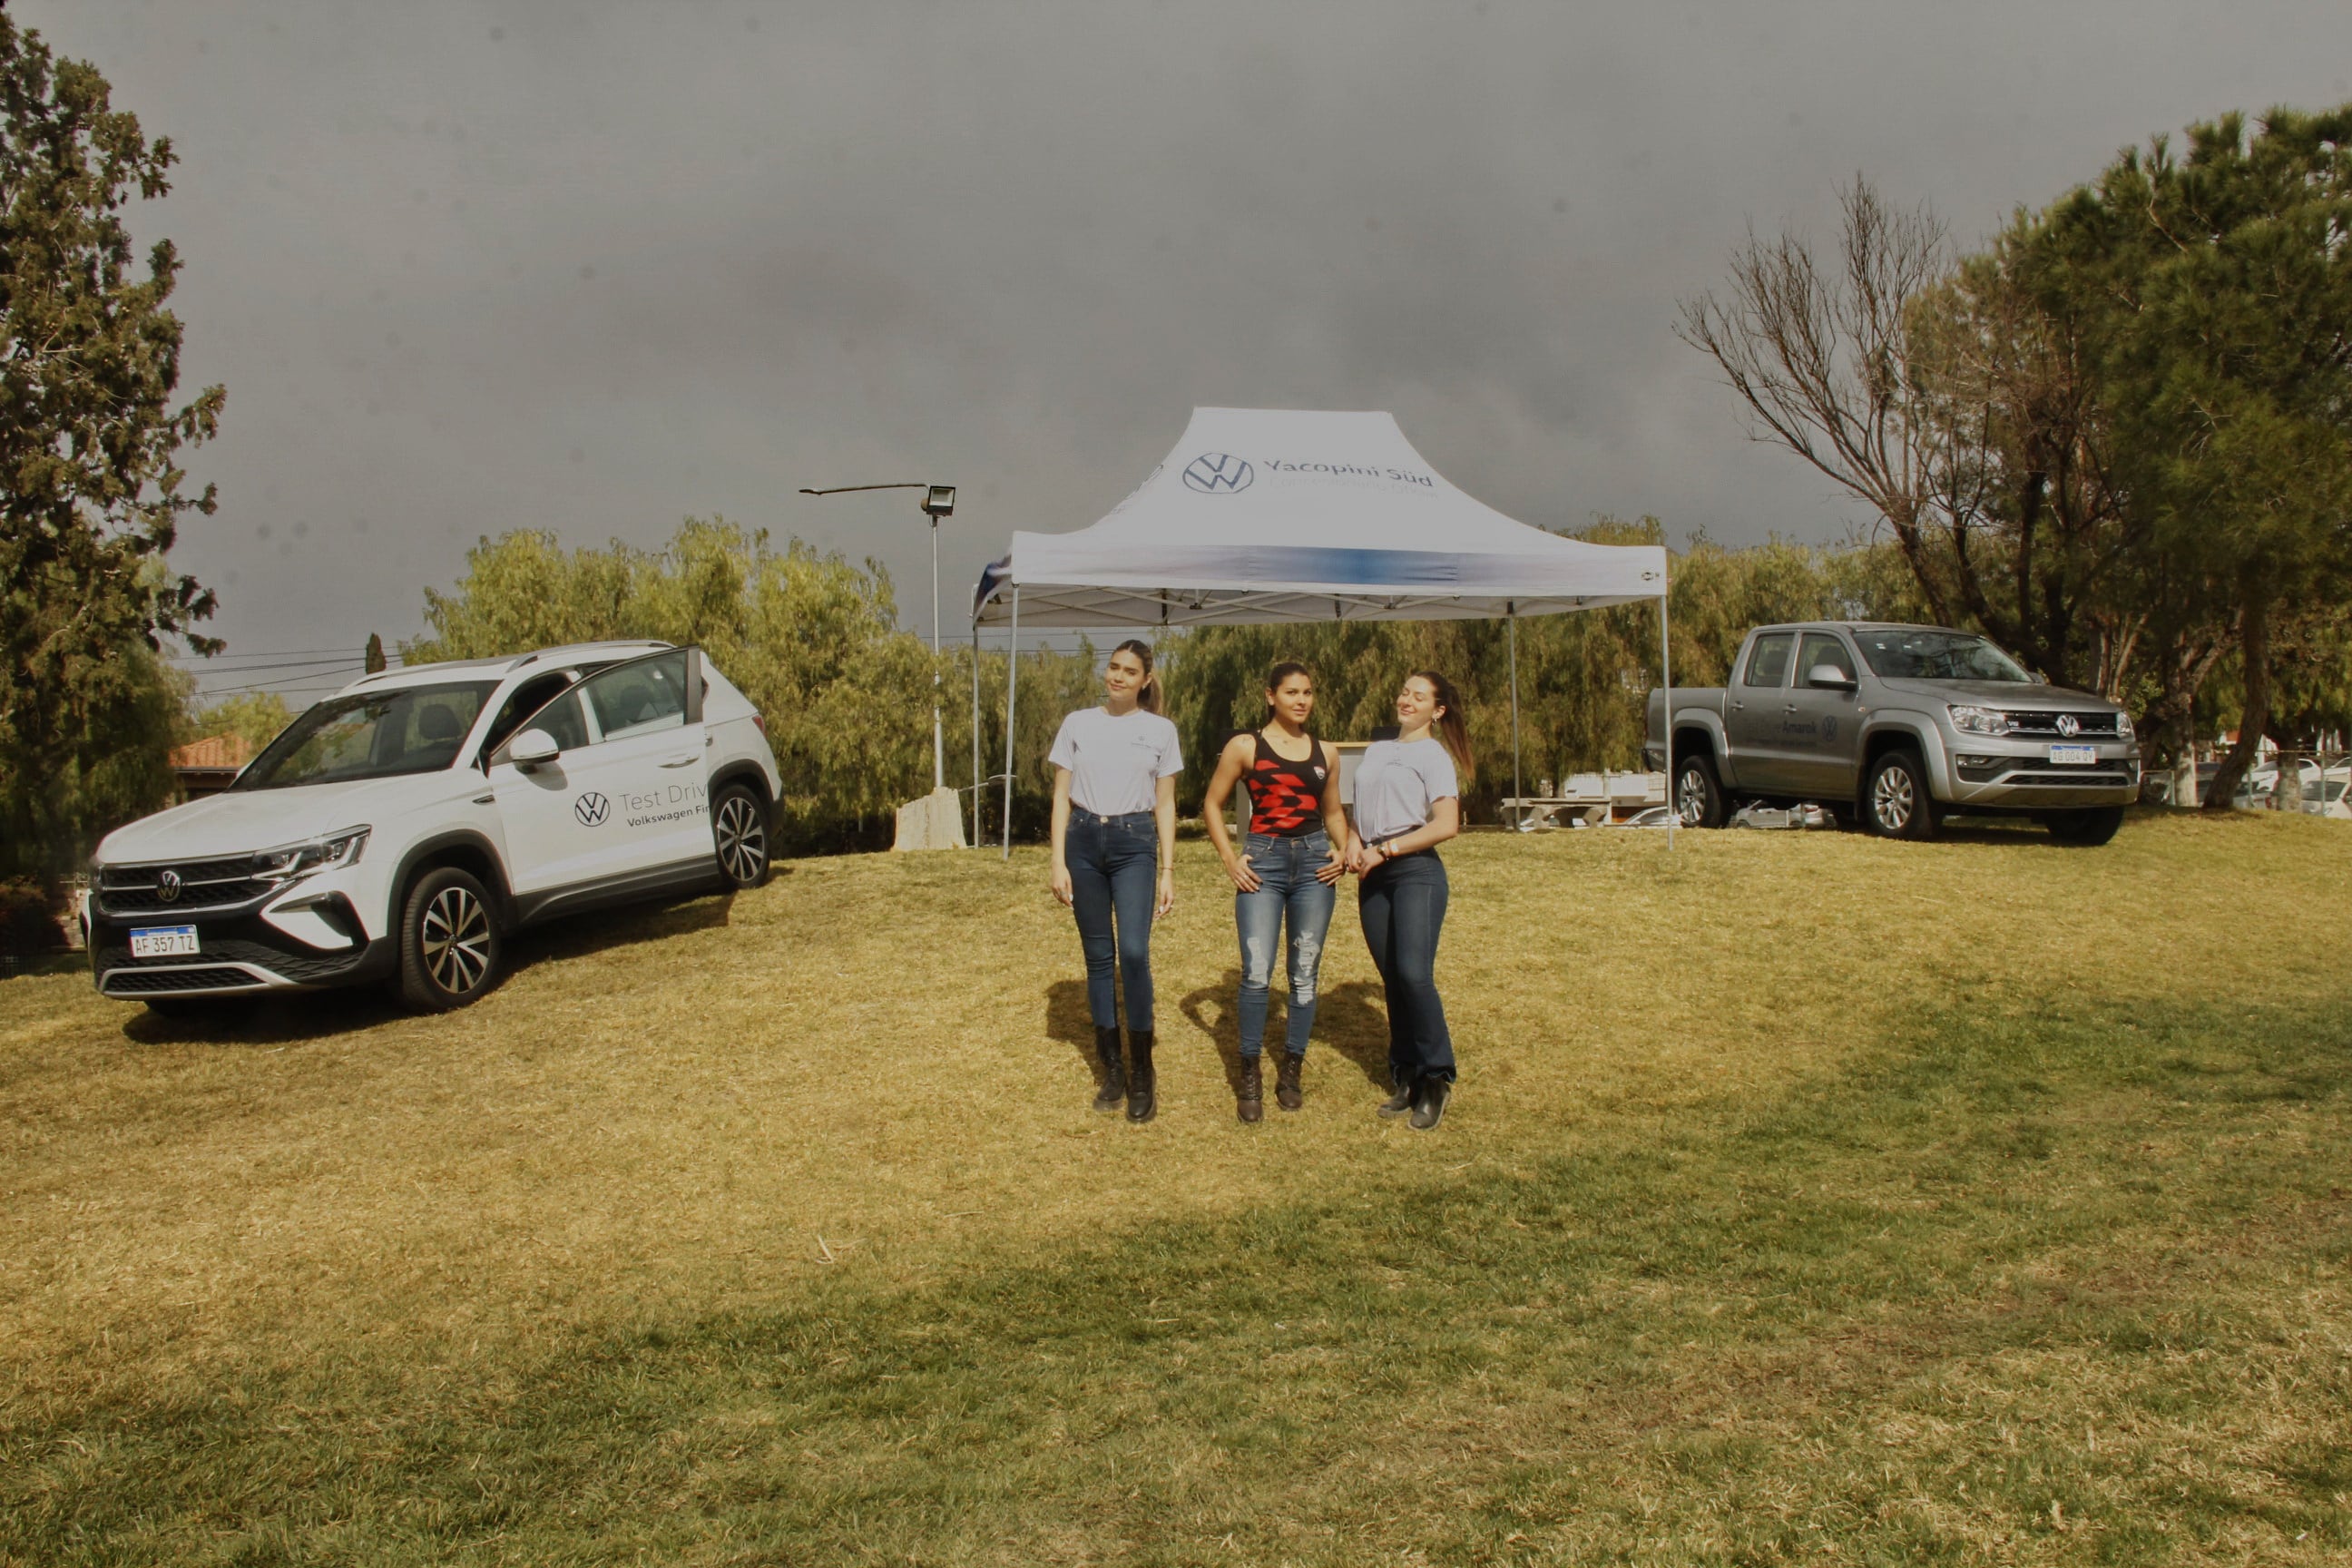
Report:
799,481,957,795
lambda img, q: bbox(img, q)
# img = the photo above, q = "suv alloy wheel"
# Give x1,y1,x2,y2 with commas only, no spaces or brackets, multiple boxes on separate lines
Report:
397,867,503,1010
712,785,770,888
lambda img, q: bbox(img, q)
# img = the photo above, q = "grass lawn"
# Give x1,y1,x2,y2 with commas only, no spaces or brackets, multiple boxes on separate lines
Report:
2,810,2347,1565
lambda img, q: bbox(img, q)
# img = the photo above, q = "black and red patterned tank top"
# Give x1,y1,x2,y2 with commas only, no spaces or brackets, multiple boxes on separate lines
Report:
1244,730,1329,836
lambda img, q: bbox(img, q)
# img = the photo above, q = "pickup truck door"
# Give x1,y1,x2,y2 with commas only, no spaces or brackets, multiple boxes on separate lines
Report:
1781,631,1864,797
489,649,710,894
1726,631,1798,792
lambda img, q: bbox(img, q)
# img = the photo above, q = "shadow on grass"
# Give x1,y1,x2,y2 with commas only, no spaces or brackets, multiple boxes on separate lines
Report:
116,889,750,1048
1172,972,1392,1098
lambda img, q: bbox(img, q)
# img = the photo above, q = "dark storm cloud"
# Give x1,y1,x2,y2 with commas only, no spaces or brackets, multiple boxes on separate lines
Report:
26,1,2352,691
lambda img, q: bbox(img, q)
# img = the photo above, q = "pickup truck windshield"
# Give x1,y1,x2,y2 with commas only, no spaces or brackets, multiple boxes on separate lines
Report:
235,681,498,789
1854,631,2032,682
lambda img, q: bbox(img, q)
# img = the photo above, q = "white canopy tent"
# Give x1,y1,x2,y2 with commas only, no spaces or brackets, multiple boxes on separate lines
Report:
968,407,1674,852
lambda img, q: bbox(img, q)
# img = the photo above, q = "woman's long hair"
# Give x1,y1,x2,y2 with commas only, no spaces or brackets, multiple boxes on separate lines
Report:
1409,669,1475,781
1261,660,1312,725
1112,638,1164,715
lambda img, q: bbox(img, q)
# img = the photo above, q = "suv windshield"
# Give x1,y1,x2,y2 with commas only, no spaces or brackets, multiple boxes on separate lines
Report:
1854,630,2033,682
236,681,497,789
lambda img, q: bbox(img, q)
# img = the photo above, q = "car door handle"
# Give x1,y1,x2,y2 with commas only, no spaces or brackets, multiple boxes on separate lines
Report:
1784,704,1798,713
660,754,699,768
1730,701,1744,711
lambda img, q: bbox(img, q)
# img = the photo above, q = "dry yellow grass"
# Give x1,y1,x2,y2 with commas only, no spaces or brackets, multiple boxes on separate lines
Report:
2,809,2347,1563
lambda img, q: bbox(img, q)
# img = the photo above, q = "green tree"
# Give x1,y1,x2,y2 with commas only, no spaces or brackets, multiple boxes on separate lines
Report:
183,690,294,754
0,16,221,875
407,519,1098,851
2053,108,2352,806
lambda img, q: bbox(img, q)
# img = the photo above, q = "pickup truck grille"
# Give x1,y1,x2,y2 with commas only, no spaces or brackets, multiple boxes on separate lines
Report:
2000,710,2122,737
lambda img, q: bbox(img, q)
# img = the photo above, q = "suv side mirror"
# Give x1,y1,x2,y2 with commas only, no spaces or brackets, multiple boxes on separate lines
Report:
1806,664,1857,691
507,728,560,767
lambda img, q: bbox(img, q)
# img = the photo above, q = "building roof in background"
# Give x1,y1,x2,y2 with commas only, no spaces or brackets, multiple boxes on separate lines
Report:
171,734,255,771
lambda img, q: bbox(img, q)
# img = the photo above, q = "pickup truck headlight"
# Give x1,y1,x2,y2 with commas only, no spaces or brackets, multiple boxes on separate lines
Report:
2114,711,2135,741
253,827,371,887
1946,704,2012,736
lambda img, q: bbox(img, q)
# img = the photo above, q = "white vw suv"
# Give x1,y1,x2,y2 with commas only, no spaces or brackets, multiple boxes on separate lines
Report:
89,642,781,1014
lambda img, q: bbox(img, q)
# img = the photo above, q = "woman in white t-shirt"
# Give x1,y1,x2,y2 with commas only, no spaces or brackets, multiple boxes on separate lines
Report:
1047,640,1183,1122
1344,670,1471,1130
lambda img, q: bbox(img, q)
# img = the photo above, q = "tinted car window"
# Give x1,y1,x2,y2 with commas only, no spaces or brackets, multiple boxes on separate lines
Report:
1855,630,2032,682
581,652,689,741
1743,633,1795,688
480,671,577,759
1798,632,1855,682
238,681,496,789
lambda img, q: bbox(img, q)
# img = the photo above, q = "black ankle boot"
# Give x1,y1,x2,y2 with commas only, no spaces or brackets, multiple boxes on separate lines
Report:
1275,1052,1304,1112
1091,1025,1124,1113
1125,1031,1157,1122
1409,1077,1452,1131
1236,1057,1263,1123
1377,1075,1416,1118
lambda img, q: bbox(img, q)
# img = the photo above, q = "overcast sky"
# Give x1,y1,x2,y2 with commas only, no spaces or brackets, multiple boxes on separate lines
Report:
32,1,2352,700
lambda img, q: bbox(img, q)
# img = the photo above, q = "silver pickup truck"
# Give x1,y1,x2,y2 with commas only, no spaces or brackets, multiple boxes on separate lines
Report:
1644,622,2141,845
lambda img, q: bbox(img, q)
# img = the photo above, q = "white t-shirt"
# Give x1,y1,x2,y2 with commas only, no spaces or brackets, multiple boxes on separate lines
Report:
1352,737,1459,842
1049,706,1184,816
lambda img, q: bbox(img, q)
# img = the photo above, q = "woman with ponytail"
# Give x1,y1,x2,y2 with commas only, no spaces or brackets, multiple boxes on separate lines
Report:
1345,670,1471,1130
1201,662,1348,1122
1047,639,1182,1122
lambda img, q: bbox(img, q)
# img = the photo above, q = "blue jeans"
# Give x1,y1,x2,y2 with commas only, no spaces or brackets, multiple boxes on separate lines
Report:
1065,808,1159,1032
1357,849,1455,1085
1234,829,1338,1059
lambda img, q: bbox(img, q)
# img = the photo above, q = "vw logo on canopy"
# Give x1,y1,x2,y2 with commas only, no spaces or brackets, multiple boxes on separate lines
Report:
1181,453,1253,494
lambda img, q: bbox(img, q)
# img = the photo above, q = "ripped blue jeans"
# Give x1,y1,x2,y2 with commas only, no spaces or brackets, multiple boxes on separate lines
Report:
1234,829,1338,1059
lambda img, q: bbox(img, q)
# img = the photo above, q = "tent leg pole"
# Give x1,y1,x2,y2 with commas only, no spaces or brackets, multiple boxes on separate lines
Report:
970,618,982,848
1660,587,1674,851
1507,607,1522,827
1001,590,1019,860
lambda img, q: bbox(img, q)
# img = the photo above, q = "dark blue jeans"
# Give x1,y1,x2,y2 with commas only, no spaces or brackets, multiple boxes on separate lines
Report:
1066,808,1159,1032
1234,828,1338,1059
1357,849,1455,1086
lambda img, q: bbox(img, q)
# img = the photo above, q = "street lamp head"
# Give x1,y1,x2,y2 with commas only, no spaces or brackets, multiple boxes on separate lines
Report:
923,485,956,518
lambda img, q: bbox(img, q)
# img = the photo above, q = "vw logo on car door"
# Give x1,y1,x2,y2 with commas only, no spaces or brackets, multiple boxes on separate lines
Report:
573,792,610,827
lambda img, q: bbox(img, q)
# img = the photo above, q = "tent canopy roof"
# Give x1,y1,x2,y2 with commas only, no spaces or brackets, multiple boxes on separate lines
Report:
972,407,1666,628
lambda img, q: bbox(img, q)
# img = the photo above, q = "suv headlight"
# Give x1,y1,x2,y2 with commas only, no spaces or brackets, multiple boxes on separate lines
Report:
1946,704,2012,736
253,827,371,887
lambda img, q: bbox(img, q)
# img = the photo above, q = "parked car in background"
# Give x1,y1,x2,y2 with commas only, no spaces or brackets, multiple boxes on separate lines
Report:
88,642,781,1016
1646,622,2141,845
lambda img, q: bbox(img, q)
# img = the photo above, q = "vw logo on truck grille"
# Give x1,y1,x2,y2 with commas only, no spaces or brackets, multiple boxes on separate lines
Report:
2055,713,2081,737
156,868,182,903
573,792,610,827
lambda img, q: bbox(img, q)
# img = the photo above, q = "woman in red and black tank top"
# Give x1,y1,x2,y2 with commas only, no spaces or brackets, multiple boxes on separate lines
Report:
1202,662,1349,1122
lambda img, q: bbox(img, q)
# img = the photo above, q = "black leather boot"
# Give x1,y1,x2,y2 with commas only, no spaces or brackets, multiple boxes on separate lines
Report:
1377,1075,1416,1118
1409,1077,1452,1131
1125,1030,1157,1122
1091,1025,1124,1113
1275,1051,1304,1112
1236,1057,1263,1123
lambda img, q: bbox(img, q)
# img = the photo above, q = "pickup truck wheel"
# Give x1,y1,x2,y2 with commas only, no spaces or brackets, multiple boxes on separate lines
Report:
1673,754,1726,828
2044,806,2124,847
1864,750,1940,841
712,784,770,888
397,867,503,1011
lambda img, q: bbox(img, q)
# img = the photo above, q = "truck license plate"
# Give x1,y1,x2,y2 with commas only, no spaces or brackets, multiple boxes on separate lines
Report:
2048,744,2098,765
129,925,200,958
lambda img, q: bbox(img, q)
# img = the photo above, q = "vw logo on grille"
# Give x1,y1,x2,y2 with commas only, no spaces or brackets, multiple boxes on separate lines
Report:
156,868,181,903
2055,713,2081,738
573,792,611,827
1181,453,1253,494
